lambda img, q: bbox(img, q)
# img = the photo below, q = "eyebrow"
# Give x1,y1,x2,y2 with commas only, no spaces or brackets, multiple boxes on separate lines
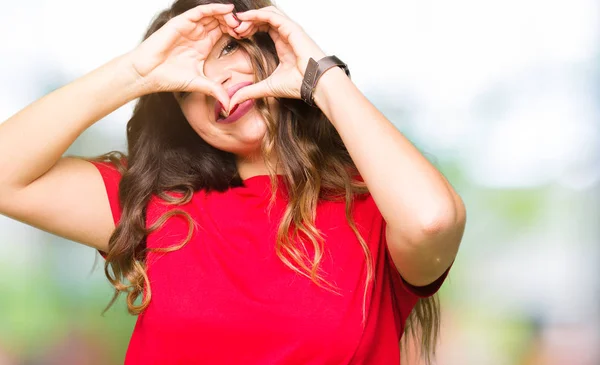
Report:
221,33,236,44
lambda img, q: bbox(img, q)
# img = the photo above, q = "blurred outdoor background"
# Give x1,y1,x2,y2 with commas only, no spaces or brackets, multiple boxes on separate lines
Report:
0,0,598,364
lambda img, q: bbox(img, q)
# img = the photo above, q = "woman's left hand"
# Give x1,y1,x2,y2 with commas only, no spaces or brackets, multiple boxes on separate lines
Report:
227,6,327,111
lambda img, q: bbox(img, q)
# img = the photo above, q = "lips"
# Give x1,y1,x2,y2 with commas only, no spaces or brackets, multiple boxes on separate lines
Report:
214,81,254,121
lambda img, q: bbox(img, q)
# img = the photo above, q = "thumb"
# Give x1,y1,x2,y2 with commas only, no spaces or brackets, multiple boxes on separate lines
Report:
190,77,230,112
229,80,273,113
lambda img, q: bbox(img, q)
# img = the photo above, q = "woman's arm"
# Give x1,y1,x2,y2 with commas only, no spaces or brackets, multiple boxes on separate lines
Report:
0,54,142,192
313,67,466,287
0,3,236,251
0,54,144,251
208,7,465,286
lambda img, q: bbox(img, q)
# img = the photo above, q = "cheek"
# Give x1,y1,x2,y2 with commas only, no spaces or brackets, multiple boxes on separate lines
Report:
204,49,255,79
231,51,254,75
180,100,213,135
241,110,269,138
202,110,269,155
185,114,213,140
182,92,211,115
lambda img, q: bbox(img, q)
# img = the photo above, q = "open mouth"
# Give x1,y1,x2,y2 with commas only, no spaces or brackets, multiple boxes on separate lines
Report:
217,104,239,121
215,99,255,124
214,81,254,121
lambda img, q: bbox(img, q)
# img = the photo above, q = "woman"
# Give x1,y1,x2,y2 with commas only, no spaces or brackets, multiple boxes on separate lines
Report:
0,0,465,364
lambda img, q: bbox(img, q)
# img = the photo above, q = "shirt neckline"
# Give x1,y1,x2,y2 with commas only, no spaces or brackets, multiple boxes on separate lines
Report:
242,174,284,184
239,175,287,197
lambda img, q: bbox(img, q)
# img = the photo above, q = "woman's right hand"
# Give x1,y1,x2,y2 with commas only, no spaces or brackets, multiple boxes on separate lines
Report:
127,3,239,108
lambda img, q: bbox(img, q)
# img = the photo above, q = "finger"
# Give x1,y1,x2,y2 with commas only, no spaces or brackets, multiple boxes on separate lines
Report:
209,13,240,39
262,5,286,16
191,78,230,112
234,26,254,38
242,23,289,57
185,3,235,22
202,19,220,32
267,27,281,43
233,21,253,35
222,13,241,28
229,82,272,111
238,24,270,39
236,9,300,41
234,9,286,29
219,23,242,39
172,5,233,39
213,14,242,39
199,16,217,26
206,25,225,47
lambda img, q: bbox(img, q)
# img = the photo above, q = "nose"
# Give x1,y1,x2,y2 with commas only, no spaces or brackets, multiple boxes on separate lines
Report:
204,63,233,89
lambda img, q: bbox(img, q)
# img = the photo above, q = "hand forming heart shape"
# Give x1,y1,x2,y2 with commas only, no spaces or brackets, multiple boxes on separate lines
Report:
224,6,327,113
128,3,327,113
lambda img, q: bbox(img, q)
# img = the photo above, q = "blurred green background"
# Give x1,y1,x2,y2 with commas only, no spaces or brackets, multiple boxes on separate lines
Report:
0,0,598,364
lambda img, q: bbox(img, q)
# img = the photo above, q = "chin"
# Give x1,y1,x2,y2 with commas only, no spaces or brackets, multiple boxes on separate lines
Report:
207,118,267,157
232,114,268,147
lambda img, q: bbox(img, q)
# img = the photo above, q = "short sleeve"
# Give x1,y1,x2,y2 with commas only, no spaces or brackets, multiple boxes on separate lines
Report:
380,214,452,299
385,242,452,298
356,190,452,299
90,161,124,258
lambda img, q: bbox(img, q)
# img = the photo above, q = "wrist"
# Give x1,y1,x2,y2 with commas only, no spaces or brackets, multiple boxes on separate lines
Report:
116,52,154,99
312,66,352,113
301,55,350,107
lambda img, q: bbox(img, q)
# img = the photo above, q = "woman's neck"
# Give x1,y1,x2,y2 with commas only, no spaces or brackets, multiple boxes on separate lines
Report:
236,153,281,180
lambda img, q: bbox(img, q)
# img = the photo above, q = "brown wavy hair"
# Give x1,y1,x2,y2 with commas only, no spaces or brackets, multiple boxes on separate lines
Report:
87,0,440,362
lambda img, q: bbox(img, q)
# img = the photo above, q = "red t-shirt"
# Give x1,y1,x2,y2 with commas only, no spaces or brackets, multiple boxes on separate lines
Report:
92,161,449,364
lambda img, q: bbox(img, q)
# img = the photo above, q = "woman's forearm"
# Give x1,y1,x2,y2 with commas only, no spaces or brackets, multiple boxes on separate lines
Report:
0,53,144,192
312,67,465,284
313,67,464,238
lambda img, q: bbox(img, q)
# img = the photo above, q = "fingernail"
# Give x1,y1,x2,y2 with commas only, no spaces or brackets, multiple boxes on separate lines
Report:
232,9,241,24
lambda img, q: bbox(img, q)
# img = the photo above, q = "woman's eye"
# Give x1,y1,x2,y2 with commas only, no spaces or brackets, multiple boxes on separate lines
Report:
177,91,190,100
220,39,239,57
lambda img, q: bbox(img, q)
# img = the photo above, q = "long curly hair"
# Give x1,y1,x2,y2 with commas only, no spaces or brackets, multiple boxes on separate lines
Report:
88,0,440,362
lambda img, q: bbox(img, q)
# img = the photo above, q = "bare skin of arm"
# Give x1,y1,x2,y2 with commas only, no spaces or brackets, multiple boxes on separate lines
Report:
0,3,237,252
0,54,143,252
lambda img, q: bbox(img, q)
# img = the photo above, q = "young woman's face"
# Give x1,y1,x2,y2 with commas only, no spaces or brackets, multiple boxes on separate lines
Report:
176,35,269,158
